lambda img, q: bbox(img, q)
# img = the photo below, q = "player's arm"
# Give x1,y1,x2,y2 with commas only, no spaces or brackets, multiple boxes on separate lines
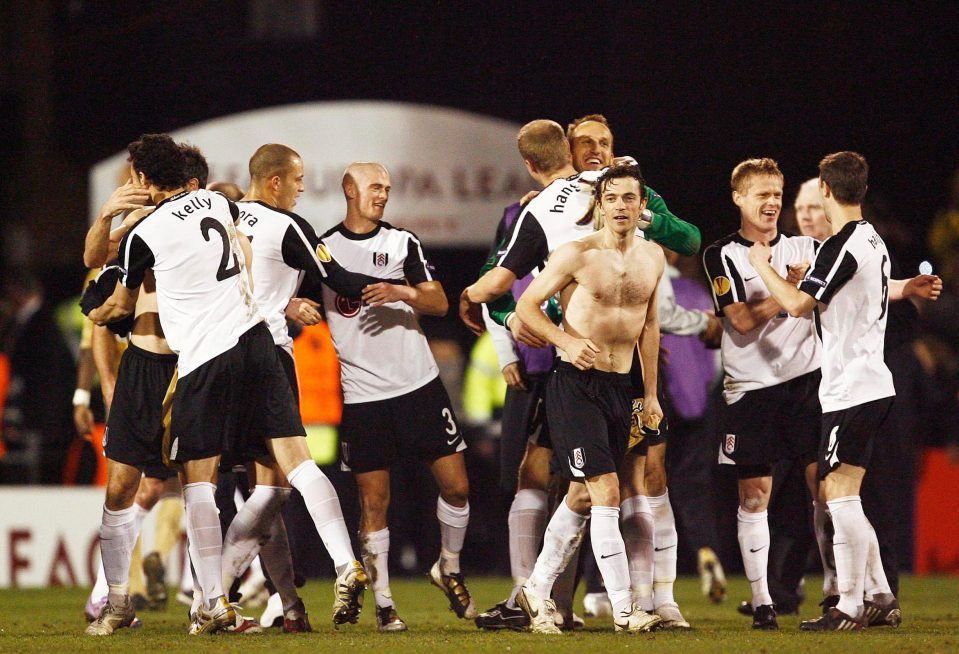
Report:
516,243,596,369
642,186,702,256
89,230,151,324
91,324,119,410
236,229,255,293
889,275,942,302
84,182,151,267
638,254,665,424
748,242,817,317
72,319,95,438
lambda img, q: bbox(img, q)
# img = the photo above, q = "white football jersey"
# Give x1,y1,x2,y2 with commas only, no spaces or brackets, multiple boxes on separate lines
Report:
496,171,601,278
703,232,821,402
320,221,438,403
119,189,261,377
799,220,895,412
236,201,387,354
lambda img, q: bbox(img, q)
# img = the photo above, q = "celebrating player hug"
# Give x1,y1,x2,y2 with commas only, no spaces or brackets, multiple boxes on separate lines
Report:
78,123,942,643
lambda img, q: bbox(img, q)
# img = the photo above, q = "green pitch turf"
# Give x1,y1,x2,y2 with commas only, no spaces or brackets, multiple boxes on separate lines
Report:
1,575,956,653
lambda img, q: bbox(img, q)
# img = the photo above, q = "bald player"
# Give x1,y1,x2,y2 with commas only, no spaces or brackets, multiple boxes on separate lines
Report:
795,178,831,241
314,162,474,631
224,144,394,632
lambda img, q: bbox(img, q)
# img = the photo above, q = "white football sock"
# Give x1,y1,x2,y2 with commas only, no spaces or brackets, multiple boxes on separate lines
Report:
99,504,140,601
259,511,300,612
550,538,582,614
737,507,773,608
361,528,393,608
437,496,469,574
287,460,354,569
620,495,654,611
828,496,869,619
647,491,678,608
590,505,632,616
525,497,589,601
183,482,225,606
506,488,547,607
813,500,838,596
90,559,108,604
864,520,892,600
221,485,289,593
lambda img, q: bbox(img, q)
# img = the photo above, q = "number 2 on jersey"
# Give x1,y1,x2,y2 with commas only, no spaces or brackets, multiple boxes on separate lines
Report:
201,217,241,281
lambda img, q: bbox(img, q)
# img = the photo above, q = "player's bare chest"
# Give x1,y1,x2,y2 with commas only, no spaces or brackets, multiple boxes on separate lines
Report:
577,254,655,305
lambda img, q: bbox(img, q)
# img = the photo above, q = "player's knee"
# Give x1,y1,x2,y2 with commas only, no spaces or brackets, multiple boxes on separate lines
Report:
517,456,550,491
741,495,767,512
644,468,667,496
105,479,138,511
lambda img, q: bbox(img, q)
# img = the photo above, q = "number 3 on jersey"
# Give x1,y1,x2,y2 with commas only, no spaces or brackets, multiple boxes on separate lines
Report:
201,217,241,281
442,407,457,436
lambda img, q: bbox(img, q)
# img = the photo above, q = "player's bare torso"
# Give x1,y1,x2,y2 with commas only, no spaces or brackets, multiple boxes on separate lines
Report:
559,234,663,373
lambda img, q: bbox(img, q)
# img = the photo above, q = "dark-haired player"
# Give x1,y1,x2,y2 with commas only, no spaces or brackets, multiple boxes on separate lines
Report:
749,151,940,630
88,134,367,635
513,165,663,634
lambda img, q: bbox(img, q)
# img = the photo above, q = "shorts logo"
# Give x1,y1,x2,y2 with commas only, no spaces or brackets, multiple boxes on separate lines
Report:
572,447,585,469
335,294,362,317
170,437,179,461
807,276,827,288
825,426,840,468
102,427,109,449
724,434,736,454
712,276,731,296
316,243,333,263
373,252,389,267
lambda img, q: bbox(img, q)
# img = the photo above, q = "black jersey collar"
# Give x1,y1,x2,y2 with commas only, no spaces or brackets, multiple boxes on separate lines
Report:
333,221,382,241
734,231,781,247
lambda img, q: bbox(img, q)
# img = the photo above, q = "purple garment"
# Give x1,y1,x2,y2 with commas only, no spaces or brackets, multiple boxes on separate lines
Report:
502,203,556,375
661,276,716,420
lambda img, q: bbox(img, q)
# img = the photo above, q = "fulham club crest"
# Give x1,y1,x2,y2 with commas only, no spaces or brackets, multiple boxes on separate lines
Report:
373,252,389,267
572,447,585,469
724,434,736,455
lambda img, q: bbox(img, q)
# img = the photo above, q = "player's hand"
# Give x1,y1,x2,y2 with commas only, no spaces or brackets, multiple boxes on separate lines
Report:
285,297,322,325
640,395,664,429
459,287,485,336
786,261,810,285
98,181,150,221
612,155,638,167
73,404,94,438
122,206,155,226
508,313,549,348
748,242,772,269
903,274,942,301
700,312,723,348
502,362,527,390
362,282,411,307
563,337,600,370
520,190,540,205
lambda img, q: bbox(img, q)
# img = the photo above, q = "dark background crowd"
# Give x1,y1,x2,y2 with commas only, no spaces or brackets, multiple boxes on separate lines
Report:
2,2,958,580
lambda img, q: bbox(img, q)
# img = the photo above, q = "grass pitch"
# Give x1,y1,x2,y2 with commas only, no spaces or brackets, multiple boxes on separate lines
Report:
0,575,957,653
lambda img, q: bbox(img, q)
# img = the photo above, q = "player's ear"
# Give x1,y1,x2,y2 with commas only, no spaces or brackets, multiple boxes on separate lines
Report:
732,189,743,208
270,175,281,191
522,159,538,176
819,179,832,199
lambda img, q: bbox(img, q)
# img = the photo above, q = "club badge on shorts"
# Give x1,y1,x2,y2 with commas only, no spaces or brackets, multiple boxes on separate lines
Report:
572,447,585,469
724,434,736,455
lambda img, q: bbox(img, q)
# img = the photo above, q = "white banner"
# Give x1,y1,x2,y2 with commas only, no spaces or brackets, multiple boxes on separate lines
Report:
89,101,529,247
0,487,181,588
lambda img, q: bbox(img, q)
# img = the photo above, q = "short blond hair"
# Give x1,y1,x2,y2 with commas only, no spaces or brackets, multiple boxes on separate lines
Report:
517,120,569,173
731,158,783,194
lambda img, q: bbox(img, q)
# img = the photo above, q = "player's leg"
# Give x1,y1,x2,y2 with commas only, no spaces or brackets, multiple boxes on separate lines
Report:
142,473,181,611
354,468,404,631
128,475,164,609
737,470,776,628
619,449,654,612
643,443,684,621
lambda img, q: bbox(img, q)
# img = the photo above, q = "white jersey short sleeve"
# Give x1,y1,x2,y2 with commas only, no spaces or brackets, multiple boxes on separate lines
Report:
118,189,261,377
703,232,821,401
320,221,439,403
799,220,895,412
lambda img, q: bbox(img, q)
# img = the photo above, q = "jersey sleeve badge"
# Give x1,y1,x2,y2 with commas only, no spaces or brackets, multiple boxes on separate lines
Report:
316,243,333,263
712,276,731,296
